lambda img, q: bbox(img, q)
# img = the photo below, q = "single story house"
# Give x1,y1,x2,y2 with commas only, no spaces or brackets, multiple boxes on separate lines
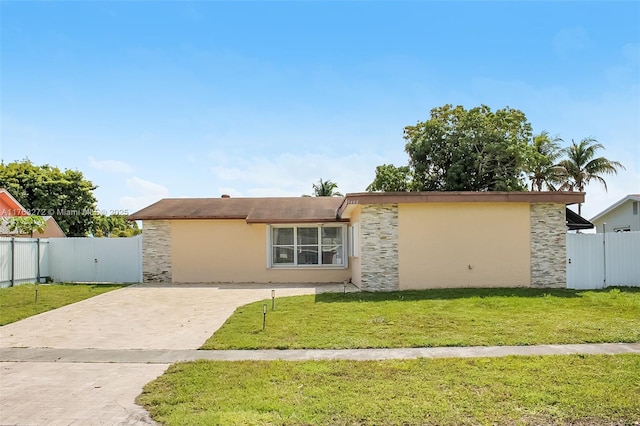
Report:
0,188,66,238
129,191,584,291
590,194,640,233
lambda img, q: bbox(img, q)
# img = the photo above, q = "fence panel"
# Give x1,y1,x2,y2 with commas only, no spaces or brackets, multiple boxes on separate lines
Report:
567,233,604,289
0,238,13,288
0,238,51,287
567,232,640,289
12,239,38,286
48,236,142,283
605,232,640,286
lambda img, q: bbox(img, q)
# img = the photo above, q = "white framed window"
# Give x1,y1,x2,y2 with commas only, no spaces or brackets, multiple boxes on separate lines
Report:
268,224,347,267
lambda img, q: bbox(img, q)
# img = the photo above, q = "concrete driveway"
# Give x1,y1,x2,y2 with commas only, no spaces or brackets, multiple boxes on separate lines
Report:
0,283,338,425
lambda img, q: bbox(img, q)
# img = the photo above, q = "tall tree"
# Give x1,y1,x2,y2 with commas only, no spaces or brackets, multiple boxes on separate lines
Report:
311,179,343,197
403,104,532,191
557,138,625,215
524,131,565,191
366,164,413,192
0,160,97,236
92,214,142,237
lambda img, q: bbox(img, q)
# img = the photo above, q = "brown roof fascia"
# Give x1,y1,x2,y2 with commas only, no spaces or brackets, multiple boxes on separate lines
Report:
246,218,349,224
342,191,585,206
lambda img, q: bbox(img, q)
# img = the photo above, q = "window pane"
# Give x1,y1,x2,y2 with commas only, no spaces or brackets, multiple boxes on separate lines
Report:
322,227,342,244
298,246,318,265
273,246,294,264
273,228,294,245
322,245,343,265
297,227,318,245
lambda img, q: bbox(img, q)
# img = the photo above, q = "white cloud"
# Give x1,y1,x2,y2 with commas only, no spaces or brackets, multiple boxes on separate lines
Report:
88,156,134,174
552,27,590,60
210,151,388,197
119,176,169,213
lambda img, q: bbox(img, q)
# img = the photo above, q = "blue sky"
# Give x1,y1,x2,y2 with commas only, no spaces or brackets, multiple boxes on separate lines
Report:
1,1,638,220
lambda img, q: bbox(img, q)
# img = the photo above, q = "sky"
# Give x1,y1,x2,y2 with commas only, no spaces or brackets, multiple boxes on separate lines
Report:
1,1,638,222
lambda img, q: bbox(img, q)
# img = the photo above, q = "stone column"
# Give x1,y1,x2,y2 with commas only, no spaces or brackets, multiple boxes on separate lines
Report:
359,204,399,291
142,220,172,283
530,203,566,288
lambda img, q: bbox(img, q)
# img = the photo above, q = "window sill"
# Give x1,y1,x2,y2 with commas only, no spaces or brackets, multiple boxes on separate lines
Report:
269,265,348,270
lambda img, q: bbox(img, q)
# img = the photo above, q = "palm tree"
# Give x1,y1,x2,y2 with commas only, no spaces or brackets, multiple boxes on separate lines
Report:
311,179,342,197
557,137,625,215
525,131,565,191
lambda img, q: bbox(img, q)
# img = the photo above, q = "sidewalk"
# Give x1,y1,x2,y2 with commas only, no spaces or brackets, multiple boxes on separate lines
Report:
3,342,639,363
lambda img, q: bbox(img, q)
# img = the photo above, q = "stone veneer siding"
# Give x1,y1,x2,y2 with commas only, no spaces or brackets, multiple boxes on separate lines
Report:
359,204,399,291
530,203,566,288
142,220,172,283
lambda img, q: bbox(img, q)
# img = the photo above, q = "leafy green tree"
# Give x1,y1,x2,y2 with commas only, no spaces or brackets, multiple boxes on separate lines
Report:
400,104,532,191
366,164,414,192
524,131,565,191
0,160,97,236
311,179,343,197
92,214,142,237
7,215,46,237
557,138,625,215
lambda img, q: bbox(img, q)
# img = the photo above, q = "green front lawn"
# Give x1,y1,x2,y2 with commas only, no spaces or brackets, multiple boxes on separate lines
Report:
137,354,640,425
0,283,128,325
203,287,640,349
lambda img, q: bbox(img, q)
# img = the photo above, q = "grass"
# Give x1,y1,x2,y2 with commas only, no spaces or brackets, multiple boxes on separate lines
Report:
137,354,640,425
0,283,128,325
202,287,640,349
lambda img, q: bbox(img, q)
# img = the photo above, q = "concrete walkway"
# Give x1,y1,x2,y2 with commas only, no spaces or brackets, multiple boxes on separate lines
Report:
2,343,639,363
1,283,639,425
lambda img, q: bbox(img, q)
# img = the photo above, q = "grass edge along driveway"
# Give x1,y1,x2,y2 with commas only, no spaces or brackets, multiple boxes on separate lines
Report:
137,353,640,426
203,287,640,349
0,283,128,326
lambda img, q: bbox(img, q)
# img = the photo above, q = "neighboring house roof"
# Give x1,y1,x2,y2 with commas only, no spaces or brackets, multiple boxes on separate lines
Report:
0,188,66,237
0,188,28,216
589,194,640,223
565,208,594,230
0,216,66,237
129,192,586,222
128,197,345,223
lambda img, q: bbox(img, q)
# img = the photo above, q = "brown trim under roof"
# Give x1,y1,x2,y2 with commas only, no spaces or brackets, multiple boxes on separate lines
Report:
339,191,585,215
247,218,350,224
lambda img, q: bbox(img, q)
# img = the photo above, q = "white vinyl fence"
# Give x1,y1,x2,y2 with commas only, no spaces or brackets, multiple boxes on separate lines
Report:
0,236,142,287
567,231,640,289
0,238,50,287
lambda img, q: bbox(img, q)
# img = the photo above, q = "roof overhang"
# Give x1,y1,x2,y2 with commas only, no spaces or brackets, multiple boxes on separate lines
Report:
339,191,585,216
566,208,594,230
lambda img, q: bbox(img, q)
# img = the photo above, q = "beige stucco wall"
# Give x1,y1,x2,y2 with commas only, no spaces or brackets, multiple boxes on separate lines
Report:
171,220,351,283
398,203,531,289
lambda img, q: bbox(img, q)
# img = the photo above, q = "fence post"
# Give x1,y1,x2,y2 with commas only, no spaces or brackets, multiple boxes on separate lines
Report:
10,237,15,287
602,223,607,289
36,238,41,284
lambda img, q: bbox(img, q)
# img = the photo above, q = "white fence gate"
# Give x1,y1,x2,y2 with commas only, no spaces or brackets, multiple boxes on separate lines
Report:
0,236,142,287
567,232,640,289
